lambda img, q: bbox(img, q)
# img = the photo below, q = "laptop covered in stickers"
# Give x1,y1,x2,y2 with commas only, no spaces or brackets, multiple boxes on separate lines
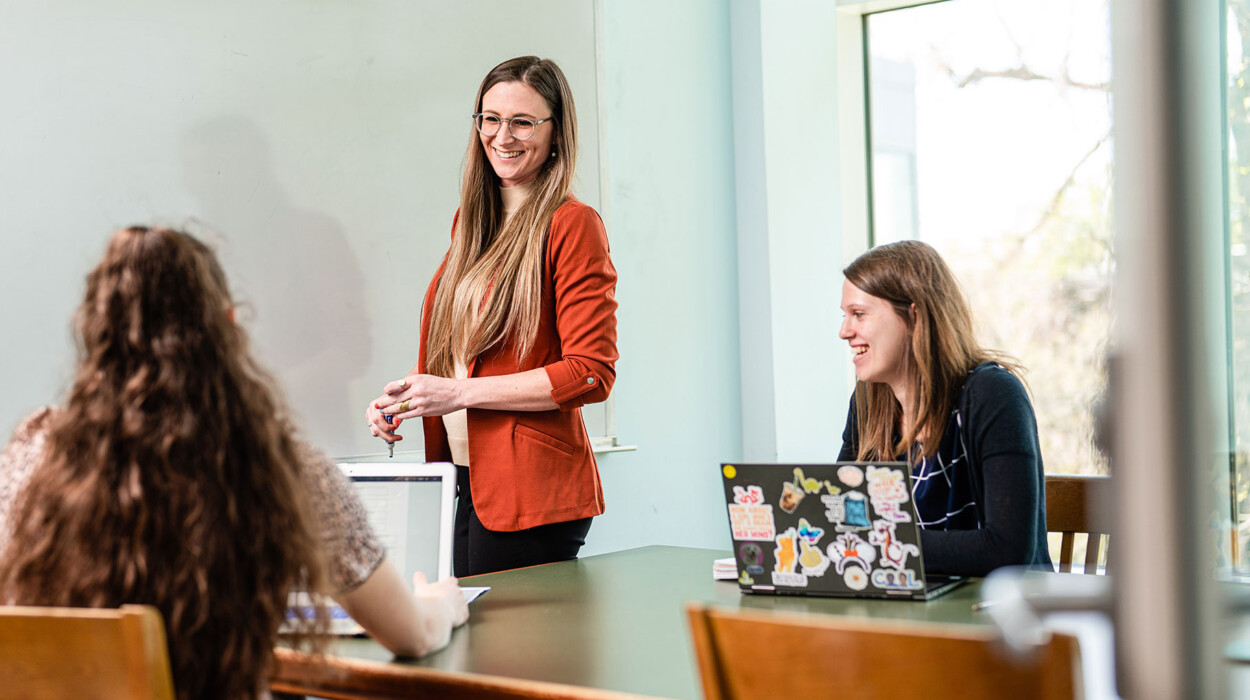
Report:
719,462,966,601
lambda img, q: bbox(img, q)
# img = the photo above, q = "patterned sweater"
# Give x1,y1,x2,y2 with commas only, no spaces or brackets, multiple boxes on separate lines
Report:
839,363,1053,576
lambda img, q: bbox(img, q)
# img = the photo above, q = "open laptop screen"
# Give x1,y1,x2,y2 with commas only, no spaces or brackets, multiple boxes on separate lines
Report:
337,462,457,583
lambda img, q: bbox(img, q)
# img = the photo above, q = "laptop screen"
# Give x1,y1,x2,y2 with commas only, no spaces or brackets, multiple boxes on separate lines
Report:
337,462,457,583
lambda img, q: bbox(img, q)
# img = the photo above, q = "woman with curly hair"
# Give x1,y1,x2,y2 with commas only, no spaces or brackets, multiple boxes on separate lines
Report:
0,226,467,700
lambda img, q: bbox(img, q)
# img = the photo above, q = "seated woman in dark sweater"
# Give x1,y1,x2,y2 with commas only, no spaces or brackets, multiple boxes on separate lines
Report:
836,240,1051,576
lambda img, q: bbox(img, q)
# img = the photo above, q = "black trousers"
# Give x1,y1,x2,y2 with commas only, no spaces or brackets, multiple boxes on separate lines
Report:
453,465,593,577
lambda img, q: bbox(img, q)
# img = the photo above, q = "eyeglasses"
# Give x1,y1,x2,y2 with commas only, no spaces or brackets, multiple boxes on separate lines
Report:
472,113,552,141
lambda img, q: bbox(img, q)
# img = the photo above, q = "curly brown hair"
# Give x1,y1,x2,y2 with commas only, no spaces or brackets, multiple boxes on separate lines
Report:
0,226,329,699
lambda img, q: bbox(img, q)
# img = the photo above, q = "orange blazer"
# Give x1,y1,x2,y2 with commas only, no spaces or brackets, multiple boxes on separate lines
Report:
419,197,618,531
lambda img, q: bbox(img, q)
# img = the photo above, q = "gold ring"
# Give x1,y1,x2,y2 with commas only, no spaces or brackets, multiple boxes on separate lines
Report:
399,400,411,412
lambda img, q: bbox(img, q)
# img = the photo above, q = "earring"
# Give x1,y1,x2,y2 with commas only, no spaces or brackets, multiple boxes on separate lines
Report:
550,150,557,158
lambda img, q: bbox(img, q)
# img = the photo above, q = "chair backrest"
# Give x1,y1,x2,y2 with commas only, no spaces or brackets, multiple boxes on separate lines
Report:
686,603,1082,700
1045,474,1112,574
0,604,175,700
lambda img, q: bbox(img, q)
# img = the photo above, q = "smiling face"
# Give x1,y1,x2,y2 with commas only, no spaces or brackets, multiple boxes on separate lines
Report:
839,278,913,394
479,80,555,188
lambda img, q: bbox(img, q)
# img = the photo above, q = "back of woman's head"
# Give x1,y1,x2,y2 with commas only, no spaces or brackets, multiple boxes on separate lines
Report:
844,240,1019,458
0,226,327,700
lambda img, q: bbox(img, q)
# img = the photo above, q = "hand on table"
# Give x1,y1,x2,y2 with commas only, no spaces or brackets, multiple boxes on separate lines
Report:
413,571,470,628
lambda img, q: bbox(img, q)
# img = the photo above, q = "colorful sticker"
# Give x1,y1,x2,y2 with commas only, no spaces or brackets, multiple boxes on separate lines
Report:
870,568,923,591
732,485,765,505
738,570,754,586
837,465,864,488
838,492,872,531
774,528,799,573
827,532,877,574
797,518,825,546
738,543,765,575
823,480,841,495
865,465,913,523
728,503,776,541
869,521,920,570
844,565,869,590
798,540,831,577
779,481,805,513
773,527,809,586
723,464,737,479
794,467,823,494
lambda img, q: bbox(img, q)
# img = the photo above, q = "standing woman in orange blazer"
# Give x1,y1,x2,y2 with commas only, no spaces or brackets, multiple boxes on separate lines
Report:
366,56,617,576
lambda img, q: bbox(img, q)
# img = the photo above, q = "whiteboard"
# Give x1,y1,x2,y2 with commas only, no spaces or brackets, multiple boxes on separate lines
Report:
0,0,606,458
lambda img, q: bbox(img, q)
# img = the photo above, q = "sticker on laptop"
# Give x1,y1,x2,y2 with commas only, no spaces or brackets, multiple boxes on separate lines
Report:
822,493,845,523
796,518,830,576
728,486,776,541
799,540,831,577
738,542,765,575
779,481,805,513
869,521,920,570
828,532,876,574
870,568,923,591
865,465,913,523
793,467,824,494
833,492,872,531
771,528,808,587
837,465,864,488
844,565,870,590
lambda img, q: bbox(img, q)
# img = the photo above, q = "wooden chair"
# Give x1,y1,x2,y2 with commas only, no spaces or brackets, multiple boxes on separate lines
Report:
0,605,175,700
686,603,1082,700
1045,474,1113,575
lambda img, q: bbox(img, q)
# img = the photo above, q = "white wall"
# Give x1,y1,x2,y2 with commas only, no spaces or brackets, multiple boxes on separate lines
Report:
582,0,744,556
0,0,601,459
584,0,854,556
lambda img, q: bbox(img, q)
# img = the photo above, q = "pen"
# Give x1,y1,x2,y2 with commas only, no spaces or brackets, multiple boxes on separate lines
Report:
384,414,394,458
970,600,996,611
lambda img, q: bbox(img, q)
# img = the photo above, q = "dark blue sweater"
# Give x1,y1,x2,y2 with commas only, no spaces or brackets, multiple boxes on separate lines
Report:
838,363,1053,576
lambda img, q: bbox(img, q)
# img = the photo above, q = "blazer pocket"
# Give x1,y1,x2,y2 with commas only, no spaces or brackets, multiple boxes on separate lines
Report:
514,423,576,456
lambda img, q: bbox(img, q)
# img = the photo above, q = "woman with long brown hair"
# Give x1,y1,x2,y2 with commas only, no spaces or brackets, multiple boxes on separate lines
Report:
0,226,466,700
366,56,617,576
836,240,1051,576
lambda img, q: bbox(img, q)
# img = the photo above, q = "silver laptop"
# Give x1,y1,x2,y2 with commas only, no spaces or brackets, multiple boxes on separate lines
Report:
338,461,457,583
719,462,966,601
286,461,457,634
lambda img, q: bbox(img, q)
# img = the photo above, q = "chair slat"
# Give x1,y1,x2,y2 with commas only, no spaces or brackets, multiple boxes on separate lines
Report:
1058,532,1076,573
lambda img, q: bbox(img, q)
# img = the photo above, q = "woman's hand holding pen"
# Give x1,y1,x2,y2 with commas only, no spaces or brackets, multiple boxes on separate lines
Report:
366,401,402,444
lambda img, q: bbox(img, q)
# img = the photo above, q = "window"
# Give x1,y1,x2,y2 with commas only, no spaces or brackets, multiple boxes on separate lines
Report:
864,0,1114,479
1227,0,1250,569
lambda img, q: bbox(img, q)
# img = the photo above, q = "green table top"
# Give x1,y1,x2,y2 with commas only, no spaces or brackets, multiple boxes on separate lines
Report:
316,545,990,699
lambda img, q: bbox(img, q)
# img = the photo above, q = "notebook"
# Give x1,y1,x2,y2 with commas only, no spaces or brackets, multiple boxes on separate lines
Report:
719,462,966,601
285,461,463,635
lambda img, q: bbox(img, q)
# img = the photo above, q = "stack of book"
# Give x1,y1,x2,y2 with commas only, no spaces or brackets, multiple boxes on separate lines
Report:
712,557,737,580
